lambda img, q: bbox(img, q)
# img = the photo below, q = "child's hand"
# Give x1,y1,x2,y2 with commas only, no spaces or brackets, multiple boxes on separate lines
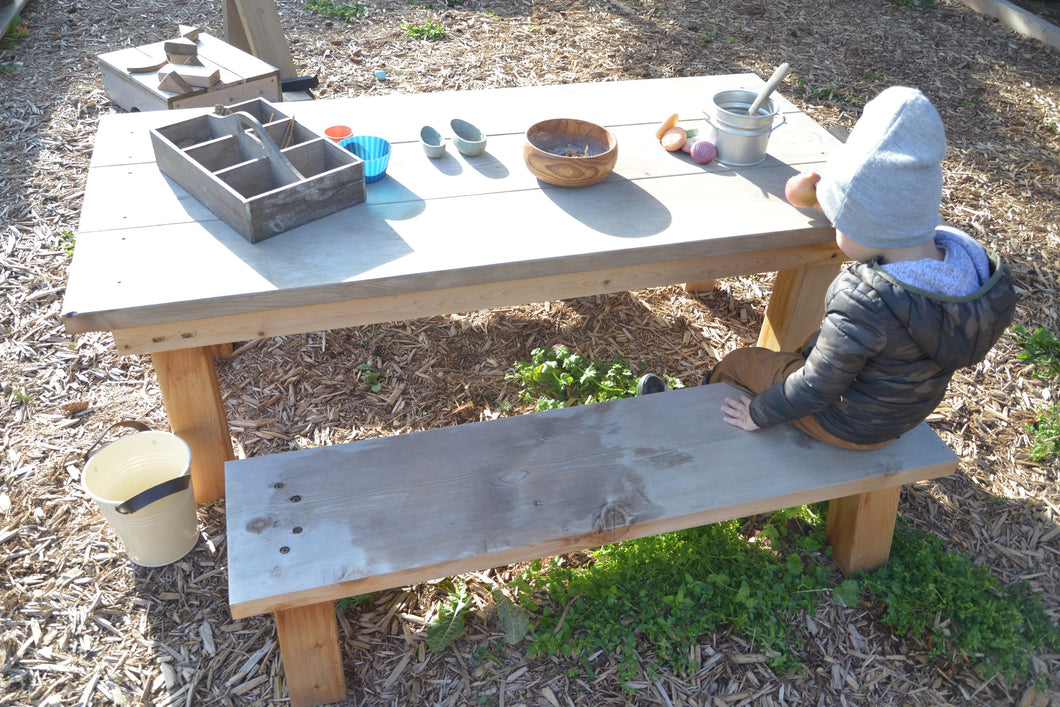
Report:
721,395,760,432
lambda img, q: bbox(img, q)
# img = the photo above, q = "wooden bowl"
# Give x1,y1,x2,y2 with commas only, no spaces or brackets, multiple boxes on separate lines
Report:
523,118,618,187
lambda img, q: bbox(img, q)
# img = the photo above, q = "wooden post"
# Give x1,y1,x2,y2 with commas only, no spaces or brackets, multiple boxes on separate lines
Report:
224,0,298,80
825,486,902,576
275,603,346,707
757,260,841,352
153,346,234,503
222,0,252,53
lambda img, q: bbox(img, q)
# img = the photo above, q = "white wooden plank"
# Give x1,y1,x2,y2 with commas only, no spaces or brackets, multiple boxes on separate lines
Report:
85,75,808,168
64,161,832,331
90,242,840,352
226,382,957,618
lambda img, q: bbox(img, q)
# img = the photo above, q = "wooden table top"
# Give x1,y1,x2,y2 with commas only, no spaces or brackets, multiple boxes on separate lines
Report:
63,74,838,351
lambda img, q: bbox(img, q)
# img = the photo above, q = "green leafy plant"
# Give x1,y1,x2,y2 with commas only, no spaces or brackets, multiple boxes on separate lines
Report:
2,15,28,44
1011,326,1060,460
508,345,682,411
519,509,832,682
514,508,1058,686
303,0,366,21
1026,404,1060,461
426,579,472,652
494,589,530,645
11,389,33,404
796,79,859,106
1012,325,1060,378
700,26,734,44
403,20,447,41
337,593,375,613
853,525,1060,682
356,362,385,392
59,230,76,257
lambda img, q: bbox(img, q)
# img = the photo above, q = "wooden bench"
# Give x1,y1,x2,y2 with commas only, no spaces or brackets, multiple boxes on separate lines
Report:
225,382,958,707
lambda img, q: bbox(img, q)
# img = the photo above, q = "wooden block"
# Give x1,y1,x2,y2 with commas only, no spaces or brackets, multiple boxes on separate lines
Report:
274,603,346,707
157,70,192,94
179,24,200,41
164,37,198,56
127,57,167,73
166,53,201,66
169,64,221,88
153,346,234,503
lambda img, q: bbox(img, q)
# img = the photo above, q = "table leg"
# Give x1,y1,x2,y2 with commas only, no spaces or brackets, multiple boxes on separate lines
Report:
275,603,346,707
757,262,841,352
681,280,715,294
153,346,234,503
825,486,902,576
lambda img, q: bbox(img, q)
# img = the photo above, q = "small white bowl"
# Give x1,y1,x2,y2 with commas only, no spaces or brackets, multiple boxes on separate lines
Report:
420,125,446,158
451,118,486,156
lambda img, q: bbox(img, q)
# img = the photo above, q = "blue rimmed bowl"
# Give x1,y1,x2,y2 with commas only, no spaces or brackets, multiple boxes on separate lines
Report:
339,135,391,183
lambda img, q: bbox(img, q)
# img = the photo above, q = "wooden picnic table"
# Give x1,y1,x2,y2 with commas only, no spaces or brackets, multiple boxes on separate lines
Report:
63,74,843,504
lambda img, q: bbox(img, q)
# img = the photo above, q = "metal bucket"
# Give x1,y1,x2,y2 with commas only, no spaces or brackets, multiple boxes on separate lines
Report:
703,89,787,166
82,424,197,567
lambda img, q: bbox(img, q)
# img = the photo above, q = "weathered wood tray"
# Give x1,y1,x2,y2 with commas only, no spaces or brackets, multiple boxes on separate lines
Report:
149,98,366,243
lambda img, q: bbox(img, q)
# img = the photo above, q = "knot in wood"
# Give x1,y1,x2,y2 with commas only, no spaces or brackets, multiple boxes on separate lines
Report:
593,502,631,540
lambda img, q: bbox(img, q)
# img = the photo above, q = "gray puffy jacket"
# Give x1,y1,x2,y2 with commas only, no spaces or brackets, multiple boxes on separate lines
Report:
749,249,1016,444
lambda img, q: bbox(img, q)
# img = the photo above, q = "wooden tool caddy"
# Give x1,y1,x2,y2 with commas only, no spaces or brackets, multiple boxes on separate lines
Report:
150,98,366,243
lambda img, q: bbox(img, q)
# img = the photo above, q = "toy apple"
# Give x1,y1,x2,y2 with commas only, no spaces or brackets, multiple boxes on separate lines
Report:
784,171,822,208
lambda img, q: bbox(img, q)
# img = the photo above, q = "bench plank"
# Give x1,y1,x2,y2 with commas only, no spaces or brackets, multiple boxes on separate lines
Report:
226,383,957,619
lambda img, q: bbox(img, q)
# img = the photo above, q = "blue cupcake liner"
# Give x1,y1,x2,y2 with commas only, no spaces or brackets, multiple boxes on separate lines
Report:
339,135,391,183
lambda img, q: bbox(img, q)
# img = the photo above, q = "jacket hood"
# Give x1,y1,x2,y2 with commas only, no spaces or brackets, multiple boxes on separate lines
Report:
861,249,1016,370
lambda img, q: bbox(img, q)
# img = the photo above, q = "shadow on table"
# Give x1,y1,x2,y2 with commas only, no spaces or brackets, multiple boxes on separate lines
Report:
538,173,673,238
203,178,427,291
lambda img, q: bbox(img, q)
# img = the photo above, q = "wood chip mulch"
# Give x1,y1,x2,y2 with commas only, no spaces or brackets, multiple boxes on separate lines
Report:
1,0,1058,704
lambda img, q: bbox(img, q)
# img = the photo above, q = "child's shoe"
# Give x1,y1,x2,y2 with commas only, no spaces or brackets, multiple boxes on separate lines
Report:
636,373,669,396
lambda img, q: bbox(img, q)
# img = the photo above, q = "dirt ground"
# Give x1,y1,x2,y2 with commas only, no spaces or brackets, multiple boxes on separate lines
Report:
1,0,1059,705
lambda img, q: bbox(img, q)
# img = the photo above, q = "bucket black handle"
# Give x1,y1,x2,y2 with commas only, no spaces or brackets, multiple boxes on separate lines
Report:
83,420,151,461
83,420,192,515
115,475,192,515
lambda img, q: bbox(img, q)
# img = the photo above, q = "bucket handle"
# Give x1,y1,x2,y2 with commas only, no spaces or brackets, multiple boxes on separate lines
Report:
116,475,192,515
83,420,192,515
83,420,151,461
703,112,787,135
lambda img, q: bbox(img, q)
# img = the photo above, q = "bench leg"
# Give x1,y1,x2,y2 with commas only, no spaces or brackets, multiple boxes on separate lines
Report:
825,486,901,577
275,602,346,707
153,346,234,503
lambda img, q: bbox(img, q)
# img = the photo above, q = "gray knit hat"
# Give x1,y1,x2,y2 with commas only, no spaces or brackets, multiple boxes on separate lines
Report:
817,87,947,249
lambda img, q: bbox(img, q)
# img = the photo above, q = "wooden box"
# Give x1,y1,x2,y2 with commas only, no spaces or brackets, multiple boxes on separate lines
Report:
150,98,366,243
98,33,281,112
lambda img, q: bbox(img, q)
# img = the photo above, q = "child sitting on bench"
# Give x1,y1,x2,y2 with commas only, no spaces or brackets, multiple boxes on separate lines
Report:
639,86,1016,450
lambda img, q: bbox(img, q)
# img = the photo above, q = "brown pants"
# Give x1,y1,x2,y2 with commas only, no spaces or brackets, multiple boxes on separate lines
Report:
710,346,890,450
